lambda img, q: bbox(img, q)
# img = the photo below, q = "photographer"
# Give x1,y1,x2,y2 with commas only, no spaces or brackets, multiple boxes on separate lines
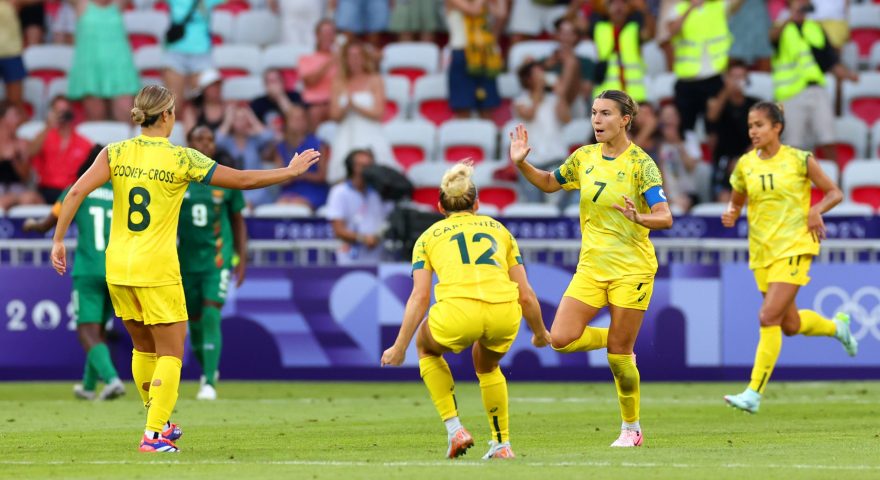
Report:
770,0,858,160
27,96,93,203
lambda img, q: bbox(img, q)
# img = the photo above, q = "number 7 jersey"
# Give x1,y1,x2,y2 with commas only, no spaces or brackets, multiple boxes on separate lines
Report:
412,212,523,304
106,135,217,287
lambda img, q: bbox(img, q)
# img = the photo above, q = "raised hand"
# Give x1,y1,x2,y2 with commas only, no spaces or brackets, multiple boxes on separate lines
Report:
509,124,532,166
613,195,642,225
287,149,321,176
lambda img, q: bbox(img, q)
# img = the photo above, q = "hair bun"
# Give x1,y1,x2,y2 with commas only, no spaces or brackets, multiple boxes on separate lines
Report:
131,107,146,125
440,161,474,197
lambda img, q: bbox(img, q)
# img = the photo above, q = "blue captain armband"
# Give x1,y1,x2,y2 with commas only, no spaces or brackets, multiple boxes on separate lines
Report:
643,185,667,208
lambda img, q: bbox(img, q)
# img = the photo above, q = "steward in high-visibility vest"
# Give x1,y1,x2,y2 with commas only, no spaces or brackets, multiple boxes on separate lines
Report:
771,20,827,102
671,0,732,79
593,20,648,103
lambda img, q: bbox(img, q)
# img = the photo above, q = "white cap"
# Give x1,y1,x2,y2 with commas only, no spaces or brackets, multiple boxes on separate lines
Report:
197,68,223,91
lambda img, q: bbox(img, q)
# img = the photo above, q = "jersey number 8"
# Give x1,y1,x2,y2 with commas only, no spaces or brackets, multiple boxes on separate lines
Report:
127,187,151,232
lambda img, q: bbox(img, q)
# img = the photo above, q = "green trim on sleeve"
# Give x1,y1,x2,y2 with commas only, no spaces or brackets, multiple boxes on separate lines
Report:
514,255,523,265
553,168,567,185
412,261,425,271
201,162,218,185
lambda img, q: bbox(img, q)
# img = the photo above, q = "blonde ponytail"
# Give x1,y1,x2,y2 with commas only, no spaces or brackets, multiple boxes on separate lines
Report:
439,161,477,212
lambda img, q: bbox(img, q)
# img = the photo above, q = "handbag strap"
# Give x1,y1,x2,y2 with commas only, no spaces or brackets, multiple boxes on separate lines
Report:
180,0,202,25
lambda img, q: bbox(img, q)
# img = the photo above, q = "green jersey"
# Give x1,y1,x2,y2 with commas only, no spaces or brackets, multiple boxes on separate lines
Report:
177,182,245,273
55,182,114,277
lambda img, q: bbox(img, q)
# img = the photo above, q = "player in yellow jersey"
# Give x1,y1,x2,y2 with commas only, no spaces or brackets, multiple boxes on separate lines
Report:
381,162,551,460
49,85,320,453
510,90,673,447
721,102,857,414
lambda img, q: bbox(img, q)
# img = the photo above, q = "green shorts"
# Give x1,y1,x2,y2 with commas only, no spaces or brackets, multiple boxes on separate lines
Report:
182,268,231,318
72,276,114,325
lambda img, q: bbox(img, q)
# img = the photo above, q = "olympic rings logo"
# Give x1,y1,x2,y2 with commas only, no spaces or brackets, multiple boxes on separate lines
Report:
812,286,880,342
665,217,707,238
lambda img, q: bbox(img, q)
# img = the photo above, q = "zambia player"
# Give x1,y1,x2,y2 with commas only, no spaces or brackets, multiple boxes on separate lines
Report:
24,146,125,402
50,85,320,453
179,126,248,401
510,90,673,447
721,102,857,414
381,162,551,460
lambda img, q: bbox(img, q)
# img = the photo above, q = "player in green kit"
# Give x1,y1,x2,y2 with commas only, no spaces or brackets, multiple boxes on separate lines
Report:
178,126,248,400
24,145,125,401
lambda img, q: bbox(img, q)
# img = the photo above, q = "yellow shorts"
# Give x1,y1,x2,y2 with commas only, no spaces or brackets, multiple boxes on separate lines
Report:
107,282,188,325
753,255,813,293
428,298,521,354
563,270,655,311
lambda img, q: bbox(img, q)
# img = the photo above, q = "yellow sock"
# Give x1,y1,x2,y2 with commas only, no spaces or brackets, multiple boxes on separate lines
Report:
552,327,608,353
145,356,182,432
419,356,457,421
131,349,157,407
607,353,640,423
477,367,509,443
748,326,782,394
797,309,837,337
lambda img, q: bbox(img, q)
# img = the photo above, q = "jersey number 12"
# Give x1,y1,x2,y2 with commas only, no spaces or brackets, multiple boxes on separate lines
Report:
450,232,500,267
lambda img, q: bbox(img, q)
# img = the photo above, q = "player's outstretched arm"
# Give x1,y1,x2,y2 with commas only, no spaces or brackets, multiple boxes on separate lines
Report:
806,154,843,240
381,269,432,366
209,149,321,190
509,124,563,193
51,148,111,274
508,264,551,348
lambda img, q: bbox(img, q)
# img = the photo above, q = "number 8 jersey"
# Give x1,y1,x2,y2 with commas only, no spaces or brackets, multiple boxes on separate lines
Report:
412,212,523,304
106,135,217,287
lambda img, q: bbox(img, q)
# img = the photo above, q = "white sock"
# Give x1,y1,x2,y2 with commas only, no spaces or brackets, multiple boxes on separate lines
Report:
444,416,462,436
622,421,640,432
145,429,160,439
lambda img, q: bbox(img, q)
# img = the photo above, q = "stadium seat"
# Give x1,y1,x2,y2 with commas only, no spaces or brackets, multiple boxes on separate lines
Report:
380,42,440,88
212,45,262,78
214,0,250,15
134,45,165,82
502,202,560,217
647,72,676,106
233,10,281,46
642,41,667,76
438,119,498,163
16,120,45,141
478,183,518,210
848,4,880,60
413,74,452,126
7,204,52,219
253,204,313,218
869,42,880,71
811,160,840,205
383,75,410,123
221,75,266,102
871,122,880,157
315,121,337,145
842,159,880,210
22,45,73,85
689,202,728,217
475,203,500,217
842,72,880,126
820,117,869,169
123,11,169,51
22,77,44,120
574,40,598,61
210,10,235,45
840,41,860,72
499,119,518,160
408,162,449,208
563,118,593,154
745,72,774,102
76,121,132,145
508,40,558,72
46,78,86,123
491,72,522,128
383,119,435,171
824,201,875,217
261,45,310,91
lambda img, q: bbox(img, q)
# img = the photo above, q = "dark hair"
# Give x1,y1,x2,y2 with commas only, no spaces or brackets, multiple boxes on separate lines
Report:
595,89,639,131
749,101,785,134
727,58,748,72
344,149,373,179
187,124,213,143
517,60,540,90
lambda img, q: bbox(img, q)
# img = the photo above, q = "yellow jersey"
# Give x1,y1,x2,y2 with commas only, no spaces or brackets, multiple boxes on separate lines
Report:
412,212,523,304
553,142,664,281
106,135,218,286
730,145,819,269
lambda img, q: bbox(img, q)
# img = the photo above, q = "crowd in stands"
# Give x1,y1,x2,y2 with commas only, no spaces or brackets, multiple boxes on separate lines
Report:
1,0,879,220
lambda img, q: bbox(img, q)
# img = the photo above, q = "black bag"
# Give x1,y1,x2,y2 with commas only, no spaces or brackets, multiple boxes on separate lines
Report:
385,207,444,261
362,165,414,202
165,0,201,44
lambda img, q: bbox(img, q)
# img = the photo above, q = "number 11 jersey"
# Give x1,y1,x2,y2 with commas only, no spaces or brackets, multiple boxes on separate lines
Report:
106,135,217,287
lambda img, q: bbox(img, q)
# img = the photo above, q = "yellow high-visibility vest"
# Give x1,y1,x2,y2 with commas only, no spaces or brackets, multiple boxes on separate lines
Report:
672,0,731,79
772,20,827,102
593,21,647,102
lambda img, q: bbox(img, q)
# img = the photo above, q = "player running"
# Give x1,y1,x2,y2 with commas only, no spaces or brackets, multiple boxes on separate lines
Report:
381,162,551,460
178,126,248,401
24,145,125,402
509,90,673,447
721,101,857,414
49,85,320,453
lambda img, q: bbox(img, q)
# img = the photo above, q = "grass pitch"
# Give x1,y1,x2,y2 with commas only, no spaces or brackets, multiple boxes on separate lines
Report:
1,381,879,479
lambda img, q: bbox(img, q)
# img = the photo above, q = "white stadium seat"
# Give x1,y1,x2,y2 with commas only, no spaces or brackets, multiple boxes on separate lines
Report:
315,121,337,145
841,159,880,205
647,72,676,106
573,40,597,61
816,160,840,186
133,45,166,81
508,40,558,72
383,74,411,122
407,162,450,187
221,75,266,102
22,45,74,78
823,202,874,217
233,10,281,46
7,204,53,219
642,41,666,76
381,42,440,79
122,11,170,49
16,121,45,141
210,10,235,44
502,202,560,217
437,119,498,162
563,118,593,154
212,45,262,78
76,122,132,146
871,122,880,158
22,77,46,120
745,72,774,102
832,117,869,160
412,74,451,125
260,44,310,74
383,119,436,170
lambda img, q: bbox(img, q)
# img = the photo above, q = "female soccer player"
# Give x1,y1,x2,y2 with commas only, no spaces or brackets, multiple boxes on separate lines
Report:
49,85,320,453
510,90,673,447
721,102,857,414
381,162,551,460
179,126,248,401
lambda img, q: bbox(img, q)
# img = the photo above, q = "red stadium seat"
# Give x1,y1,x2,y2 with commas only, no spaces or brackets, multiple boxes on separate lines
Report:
384,120,435,172
214,0,250,15
851,187,880,210
479,184,518,210
383,75,410,123
413,74,453,126
412,187,440,208
128,34,158,50
438,119,497,162
23,46,72,86
490,99,513,129
381,42,440,92
445,146,485,163
848,5,880,59
850,98,880,126
419,99,453,126
384,101,399,123
389,67,426,87
391,146,425,170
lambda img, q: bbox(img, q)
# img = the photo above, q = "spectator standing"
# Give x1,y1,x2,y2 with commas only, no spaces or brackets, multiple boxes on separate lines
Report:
299,19,339,127
389,0,445,42
27,96,93,203
269,0,325,49
216,104,277,206
68,0,141,122
250,69,303,137
507,0,568,44
666,0,736,133
0,0,27,108
48,0,77,44
770,0,857,161
656,103,710,212
705,60,758,201
325,149,392,265
541,17,594,114
728,0,771,70
163,0,223,115
18,0,45,47
276,104,329,209
591,0,654,103
445,0,505,119
0,101,42,209
327,40,394,184
331,0,389,47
